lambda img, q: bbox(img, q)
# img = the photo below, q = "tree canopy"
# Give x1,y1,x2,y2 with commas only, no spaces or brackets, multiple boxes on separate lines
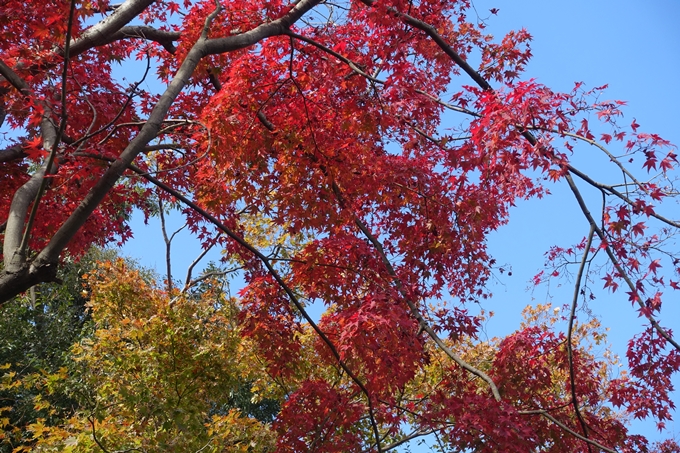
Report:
1,0,679,451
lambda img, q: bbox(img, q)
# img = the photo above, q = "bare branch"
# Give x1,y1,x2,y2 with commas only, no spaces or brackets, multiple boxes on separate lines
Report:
566,225,595,451
256,111,276,131
564,173,680,352
566,163,680,229
415,89,481,117
0,144,26,163
101,26,180,54
183,239,219,291
158,196,176,293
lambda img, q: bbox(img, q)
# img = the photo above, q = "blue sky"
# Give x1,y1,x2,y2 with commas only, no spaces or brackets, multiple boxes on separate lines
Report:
120,0,680,446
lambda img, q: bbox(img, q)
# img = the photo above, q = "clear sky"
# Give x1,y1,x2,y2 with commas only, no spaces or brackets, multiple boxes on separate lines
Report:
120,0,680,446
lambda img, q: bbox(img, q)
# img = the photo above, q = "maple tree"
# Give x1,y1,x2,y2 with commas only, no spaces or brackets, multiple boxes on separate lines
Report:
2,259,281,452
1,0,679,451
0,249,105,452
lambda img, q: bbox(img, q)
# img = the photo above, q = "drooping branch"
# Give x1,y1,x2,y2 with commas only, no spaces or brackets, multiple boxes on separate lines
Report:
352,214,502,402
518,410,618,453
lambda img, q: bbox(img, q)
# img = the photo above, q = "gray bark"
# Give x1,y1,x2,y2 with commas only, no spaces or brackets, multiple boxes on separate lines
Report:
66,0,158,57
3,168,46,272
0,0,322,303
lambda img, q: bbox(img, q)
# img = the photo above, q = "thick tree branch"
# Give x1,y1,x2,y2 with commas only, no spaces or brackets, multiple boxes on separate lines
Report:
0,59,58,150
396,13,491,91
65,0,158,57
0,144,26,163
202,0,321,55
18,0,78,259
101,26,181,54
25,0,323,269
0,59,59,273
4,168,47,272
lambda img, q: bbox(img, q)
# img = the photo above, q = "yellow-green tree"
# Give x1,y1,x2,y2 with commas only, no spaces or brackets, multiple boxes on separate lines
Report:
22,259,277,453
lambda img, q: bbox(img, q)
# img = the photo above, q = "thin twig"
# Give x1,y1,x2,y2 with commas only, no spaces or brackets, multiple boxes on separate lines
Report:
183,238,219,291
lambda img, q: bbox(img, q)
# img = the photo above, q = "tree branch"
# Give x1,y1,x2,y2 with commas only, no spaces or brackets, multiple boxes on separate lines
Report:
520,411,618,453
566,163,680,229
564,173,680,352
0,59,58,150
202,0,321,55
284,30,385,83
3,167,48,272
66,0,158,57
0,144,26,163
356,0,491,91
18,0,78,259
566,225,595,452
100,26,181,54
23,0,323,271
352,214,502,401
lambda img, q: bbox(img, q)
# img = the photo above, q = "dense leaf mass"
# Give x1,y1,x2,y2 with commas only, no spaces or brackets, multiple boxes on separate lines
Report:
0,0,679,451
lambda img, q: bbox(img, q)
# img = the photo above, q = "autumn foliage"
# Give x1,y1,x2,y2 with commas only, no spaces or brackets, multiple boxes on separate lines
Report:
1,0,679,451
